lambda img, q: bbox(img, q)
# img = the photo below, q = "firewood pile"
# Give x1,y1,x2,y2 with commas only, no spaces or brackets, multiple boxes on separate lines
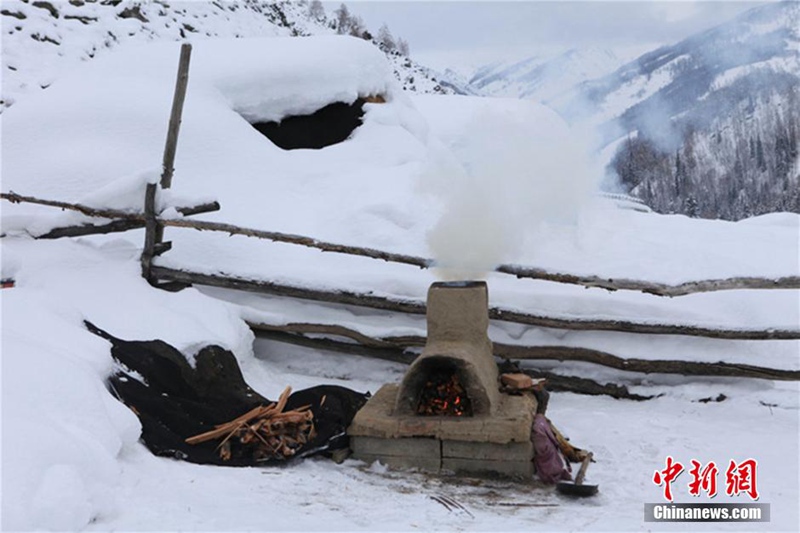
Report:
185,386,316,462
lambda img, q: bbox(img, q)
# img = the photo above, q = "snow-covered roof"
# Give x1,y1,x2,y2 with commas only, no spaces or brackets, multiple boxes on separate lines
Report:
2,35,421,235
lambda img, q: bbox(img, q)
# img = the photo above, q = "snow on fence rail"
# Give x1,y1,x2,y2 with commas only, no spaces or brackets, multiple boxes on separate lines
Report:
248,321,800,382
2,190,799,342
148,265,800,341
3,190,799,300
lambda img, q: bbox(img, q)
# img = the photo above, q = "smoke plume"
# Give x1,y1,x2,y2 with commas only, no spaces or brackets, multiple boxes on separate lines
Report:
421,106,599,280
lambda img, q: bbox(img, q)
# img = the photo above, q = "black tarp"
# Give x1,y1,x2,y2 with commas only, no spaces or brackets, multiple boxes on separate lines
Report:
87,321,369,466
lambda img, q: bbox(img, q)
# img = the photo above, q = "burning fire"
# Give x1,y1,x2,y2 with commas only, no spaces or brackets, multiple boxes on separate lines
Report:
417,371,473,416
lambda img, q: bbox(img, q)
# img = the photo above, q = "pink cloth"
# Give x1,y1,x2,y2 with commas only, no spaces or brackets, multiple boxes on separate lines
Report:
532,414,571,484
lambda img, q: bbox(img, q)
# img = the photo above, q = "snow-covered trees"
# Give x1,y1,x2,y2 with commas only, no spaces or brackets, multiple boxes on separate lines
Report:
308,0,325,22
333,3,352,34
397,37,410,57
612,86,800,220
377,23,395,52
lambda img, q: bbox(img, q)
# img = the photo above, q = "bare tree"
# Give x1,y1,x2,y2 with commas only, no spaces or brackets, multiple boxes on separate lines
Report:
397,37,410,56
333,3,351,35
348,15,367,38
377,23,396,52
308,0,325,22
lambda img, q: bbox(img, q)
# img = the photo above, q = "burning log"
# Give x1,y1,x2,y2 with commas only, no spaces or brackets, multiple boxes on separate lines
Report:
416,370,473,417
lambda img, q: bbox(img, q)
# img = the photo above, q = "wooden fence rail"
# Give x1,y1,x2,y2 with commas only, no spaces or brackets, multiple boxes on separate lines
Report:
151,266,800,341
3,190,798,299
250,321,800,381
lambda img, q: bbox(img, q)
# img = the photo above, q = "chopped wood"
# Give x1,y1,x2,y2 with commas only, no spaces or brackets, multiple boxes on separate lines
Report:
500,373,534,390
549,420,590,464
184,385,316,462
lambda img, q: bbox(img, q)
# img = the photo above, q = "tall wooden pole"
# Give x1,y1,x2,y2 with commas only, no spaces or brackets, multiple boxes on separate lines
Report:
160,43,192,190
142,43,193,281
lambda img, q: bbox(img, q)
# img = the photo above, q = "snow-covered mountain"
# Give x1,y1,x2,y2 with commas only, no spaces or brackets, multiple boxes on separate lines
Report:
452,2,799,220
556,1,799,139
467,47,627,103
0,0,463,110
553,1,800,220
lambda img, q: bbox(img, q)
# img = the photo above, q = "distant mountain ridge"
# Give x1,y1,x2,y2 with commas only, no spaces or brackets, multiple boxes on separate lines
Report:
555,0,799,145
467,47,626,102
583,1,800,220
465,1,799,220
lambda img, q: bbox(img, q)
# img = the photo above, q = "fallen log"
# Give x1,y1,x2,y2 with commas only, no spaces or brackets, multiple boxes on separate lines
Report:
151,267,800,341
4,191,799,296
251,322,800,381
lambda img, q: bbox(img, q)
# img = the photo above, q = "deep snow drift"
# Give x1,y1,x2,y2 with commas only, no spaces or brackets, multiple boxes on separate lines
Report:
2,35,798,532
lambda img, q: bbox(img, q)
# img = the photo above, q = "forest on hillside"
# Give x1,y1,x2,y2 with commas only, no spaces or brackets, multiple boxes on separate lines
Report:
612,83,799,220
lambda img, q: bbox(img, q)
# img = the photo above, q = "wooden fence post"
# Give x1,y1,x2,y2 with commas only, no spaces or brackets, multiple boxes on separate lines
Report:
160,43,192,190
142,42,192,282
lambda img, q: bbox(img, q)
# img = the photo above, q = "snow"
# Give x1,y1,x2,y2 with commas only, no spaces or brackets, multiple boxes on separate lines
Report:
2,23,799,533
2,237,798,531
708,56,800,93
594,54,692,123
0,0,312,108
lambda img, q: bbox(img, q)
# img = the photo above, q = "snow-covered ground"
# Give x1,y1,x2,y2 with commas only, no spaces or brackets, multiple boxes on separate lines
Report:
2,31,799,532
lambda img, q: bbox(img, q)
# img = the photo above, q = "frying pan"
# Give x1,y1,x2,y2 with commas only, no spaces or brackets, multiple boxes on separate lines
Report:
556,452,598,497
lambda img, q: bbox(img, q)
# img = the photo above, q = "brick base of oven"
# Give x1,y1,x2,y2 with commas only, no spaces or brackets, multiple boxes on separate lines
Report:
347,384,537,479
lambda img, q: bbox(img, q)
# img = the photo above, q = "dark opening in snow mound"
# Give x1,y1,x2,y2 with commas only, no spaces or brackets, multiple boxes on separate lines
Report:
250,99,366,150
86,321,369,467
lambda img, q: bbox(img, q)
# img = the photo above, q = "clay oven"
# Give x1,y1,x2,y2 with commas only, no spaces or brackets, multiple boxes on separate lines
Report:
348,281,537,478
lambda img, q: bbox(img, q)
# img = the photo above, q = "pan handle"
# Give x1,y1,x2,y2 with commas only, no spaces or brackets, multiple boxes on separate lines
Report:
574,452,593,486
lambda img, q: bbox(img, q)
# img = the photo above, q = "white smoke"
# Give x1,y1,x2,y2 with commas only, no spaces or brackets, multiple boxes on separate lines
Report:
421,105,599,280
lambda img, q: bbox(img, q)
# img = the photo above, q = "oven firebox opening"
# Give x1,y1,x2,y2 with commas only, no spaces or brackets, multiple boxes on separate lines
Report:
416,363,474,417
